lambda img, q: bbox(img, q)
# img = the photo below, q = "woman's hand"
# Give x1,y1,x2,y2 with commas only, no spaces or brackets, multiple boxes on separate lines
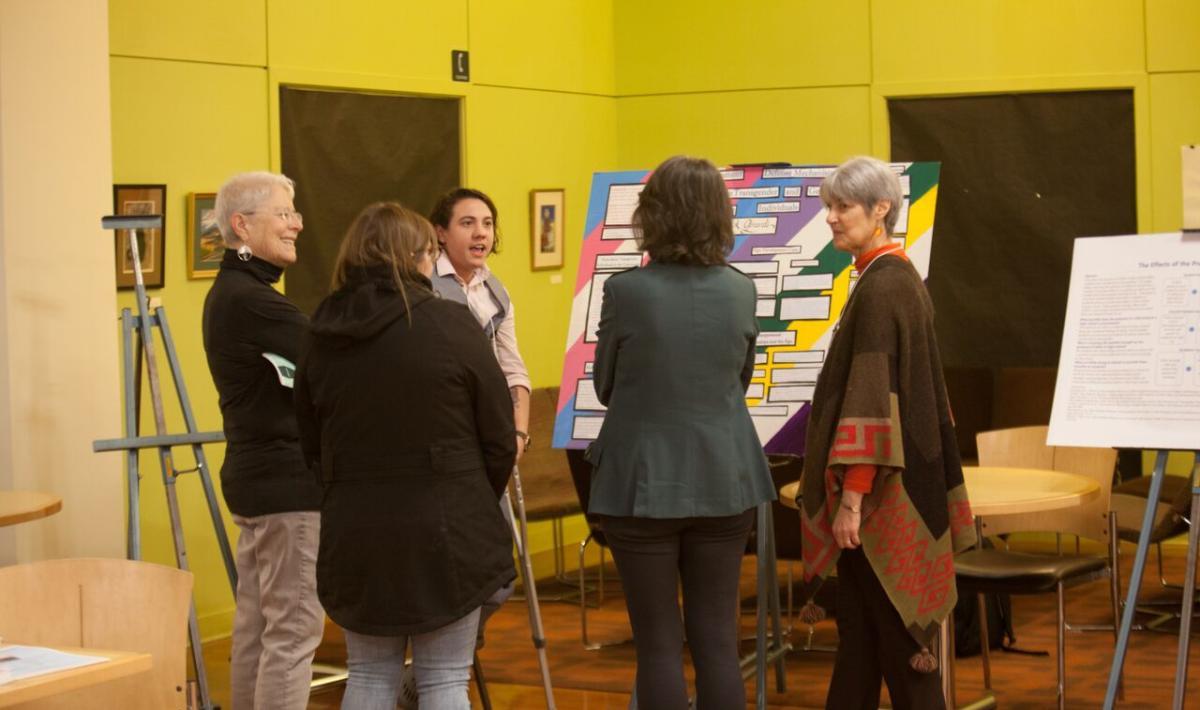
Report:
833,491,863,549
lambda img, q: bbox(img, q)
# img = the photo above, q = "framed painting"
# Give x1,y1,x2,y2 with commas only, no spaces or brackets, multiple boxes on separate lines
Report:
112,184,166,289
187,192,224,278
530,188,564,271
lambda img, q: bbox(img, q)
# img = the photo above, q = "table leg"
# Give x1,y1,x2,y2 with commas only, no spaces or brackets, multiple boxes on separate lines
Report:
940,616,956,708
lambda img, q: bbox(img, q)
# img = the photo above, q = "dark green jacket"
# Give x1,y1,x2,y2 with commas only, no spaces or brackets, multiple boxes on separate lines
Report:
585,261,775,518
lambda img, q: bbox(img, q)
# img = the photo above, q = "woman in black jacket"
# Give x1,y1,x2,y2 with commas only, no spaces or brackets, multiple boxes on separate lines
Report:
201,170,324,710
294,202,516,710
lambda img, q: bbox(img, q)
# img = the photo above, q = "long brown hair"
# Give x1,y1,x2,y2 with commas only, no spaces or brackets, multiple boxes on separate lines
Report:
633,156,733,265
331,202,436,312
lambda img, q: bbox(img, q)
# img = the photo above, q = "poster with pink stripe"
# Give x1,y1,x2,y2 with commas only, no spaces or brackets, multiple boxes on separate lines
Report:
552,162,941,452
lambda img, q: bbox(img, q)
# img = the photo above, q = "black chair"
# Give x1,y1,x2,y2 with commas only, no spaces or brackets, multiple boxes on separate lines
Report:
956,430,1122,710
1112,471,1193,585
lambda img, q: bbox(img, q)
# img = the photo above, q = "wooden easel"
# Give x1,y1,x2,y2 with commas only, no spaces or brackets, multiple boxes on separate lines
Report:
94,214,236,710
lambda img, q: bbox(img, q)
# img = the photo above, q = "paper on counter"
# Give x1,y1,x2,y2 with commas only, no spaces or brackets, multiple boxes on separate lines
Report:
0,645,108,685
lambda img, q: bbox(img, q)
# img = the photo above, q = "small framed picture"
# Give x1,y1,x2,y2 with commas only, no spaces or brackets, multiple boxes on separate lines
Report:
530,189,565,271
187,192,224,279
112,184,167,289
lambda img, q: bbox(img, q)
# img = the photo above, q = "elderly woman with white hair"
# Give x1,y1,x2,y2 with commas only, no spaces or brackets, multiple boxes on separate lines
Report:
201,171,324,710
798,156,976,710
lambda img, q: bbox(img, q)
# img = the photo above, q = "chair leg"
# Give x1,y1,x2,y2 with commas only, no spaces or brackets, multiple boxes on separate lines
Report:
977,591,992,691
1057,581,1066,710
579,533,628,651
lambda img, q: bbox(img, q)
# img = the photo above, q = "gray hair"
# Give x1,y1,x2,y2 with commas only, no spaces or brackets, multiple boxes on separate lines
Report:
819,156,904,236
214,171,296,247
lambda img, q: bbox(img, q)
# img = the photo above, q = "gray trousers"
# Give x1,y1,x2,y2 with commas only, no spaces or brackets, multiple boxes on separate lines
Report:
229,510,325,710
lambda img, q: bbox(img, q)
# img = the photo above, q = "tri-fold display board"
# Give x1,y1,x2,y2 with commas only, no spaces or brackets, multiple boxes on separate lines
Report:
552,162,941,450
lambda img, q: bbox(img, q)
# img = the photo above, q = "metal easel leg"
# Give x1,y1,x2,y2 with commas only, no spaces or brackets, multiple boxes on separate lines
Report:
763,504,788,693
506,465,557,709
1170,455,1200,710
750,502,789,708
156,307,238,592
1104,450,1170,709
120,310,142,560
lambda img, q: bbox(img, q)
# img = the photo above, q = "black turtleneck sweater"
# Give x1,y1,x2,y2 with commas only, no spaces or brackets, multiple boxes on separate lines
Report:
201,250,321,517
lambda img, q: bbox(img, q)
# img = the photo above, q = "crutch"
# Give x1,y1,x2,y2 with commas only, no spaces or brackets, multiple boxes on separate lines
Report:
505,464,557,708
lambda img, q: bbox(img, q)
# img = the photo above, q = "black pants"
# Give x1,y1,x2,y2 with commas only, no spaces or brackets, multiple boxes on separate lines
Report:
597,509,754,710
827,547,945,710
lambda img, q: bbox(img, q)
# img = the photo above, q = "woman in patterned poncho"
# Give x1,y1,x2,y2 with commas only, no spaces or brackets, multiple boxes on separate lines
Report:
799,156,976,710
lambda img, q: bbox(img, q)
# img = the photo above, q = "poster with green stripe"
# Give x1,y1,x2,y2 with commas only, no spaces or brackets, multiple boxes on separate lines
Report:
553,162,941,454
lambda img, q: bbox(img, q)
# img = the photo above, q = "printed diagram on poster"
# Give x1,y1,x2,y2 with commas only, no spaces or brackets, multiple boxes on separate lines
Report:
1048,232,1200,450
552,162,942,450
530,189,565,271
187,192,223,279
113,184,167,290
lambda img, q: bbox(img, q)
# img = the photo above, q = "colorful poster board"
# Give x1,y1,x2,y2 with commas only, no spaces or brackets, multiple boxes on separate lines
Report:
1048,232,1200,450
552,162,942,452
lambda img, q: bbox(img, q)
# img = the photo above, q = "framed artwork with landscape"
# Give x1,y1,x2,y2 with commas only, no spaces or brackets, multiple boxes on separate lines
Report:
112,184,166,289
530,189,564,271
187,192,223,278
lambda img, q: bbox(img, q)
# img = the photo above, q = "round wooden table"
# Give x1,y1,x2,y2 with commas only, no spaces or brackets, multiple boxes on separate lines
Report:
0,491,62,527
777,465,1100,514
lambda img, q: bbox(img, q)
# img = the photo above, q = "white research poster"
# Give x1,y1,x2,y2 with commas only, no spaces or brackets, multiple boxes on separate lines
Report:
1048,232,1200,450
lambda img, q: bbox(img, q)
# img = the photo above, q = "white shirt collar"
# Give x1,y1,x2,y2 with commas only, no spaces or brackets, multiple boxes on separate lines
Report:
436,252,490,286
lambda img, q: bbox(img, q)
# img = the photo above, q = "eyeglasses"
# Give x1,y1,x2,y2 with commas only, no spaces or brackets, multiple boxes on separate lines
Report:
244,209,303,225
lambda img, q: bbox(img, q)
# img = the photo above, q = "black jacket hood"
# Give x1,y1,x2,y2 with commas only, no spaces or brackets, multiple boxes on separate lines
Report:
310,266,436,343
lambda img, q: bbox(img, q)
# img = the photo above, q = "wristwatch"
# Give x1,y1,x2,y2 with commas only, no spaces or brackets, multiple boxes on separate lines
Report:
515,430,531,448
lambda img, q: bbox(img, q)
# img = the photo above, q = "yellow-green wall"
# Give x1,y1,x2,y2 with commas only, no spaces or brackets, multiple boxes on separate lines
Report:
108,0,1199,637
109,0,616,638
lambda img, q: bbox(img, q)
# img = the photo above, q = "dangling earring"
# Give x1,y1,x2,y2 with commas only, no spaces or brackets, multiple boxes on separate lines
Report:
872,225,883,239
237,244,253,262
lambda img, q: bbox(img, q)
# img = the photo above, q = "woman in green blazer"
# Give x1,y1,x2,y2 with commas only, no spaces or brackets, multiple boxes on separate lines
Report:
586,155,775,709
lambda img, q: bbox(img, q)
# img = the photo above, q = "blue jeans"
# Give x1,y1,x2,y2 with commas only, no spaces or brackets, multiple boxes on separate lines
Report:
340,608,480,710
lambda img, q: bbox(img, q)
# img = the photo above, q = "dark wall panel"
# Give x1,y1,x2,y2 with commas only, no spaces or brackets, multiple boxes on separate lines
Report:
280,88,461,314
889,90,1136,369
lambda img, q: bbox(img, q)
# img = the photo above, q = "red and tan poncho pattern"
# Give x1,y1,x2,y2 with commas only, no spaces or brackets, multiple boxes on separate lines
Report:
800,255,976,651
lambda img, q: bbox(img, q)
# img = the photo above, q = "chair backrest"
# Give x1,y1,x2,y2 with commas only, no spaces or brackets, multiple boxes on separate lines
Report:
976,425,1117,543
0,558,193,709
516,386,583,522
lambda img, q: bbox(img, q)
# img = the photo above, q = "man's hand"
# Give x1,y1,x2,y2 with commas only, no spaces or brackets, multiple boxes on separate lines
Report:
515,434,528,462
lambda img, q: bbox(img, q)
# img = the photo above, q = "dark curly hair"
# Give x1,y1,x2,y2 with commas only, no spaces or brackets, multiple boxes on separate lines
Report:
633,156,733,266
428,187,502,255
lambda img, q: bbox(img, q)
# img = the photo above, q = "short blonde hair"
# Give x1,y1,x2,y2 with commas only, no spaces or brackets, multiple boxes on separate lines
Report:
214,171,296,247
